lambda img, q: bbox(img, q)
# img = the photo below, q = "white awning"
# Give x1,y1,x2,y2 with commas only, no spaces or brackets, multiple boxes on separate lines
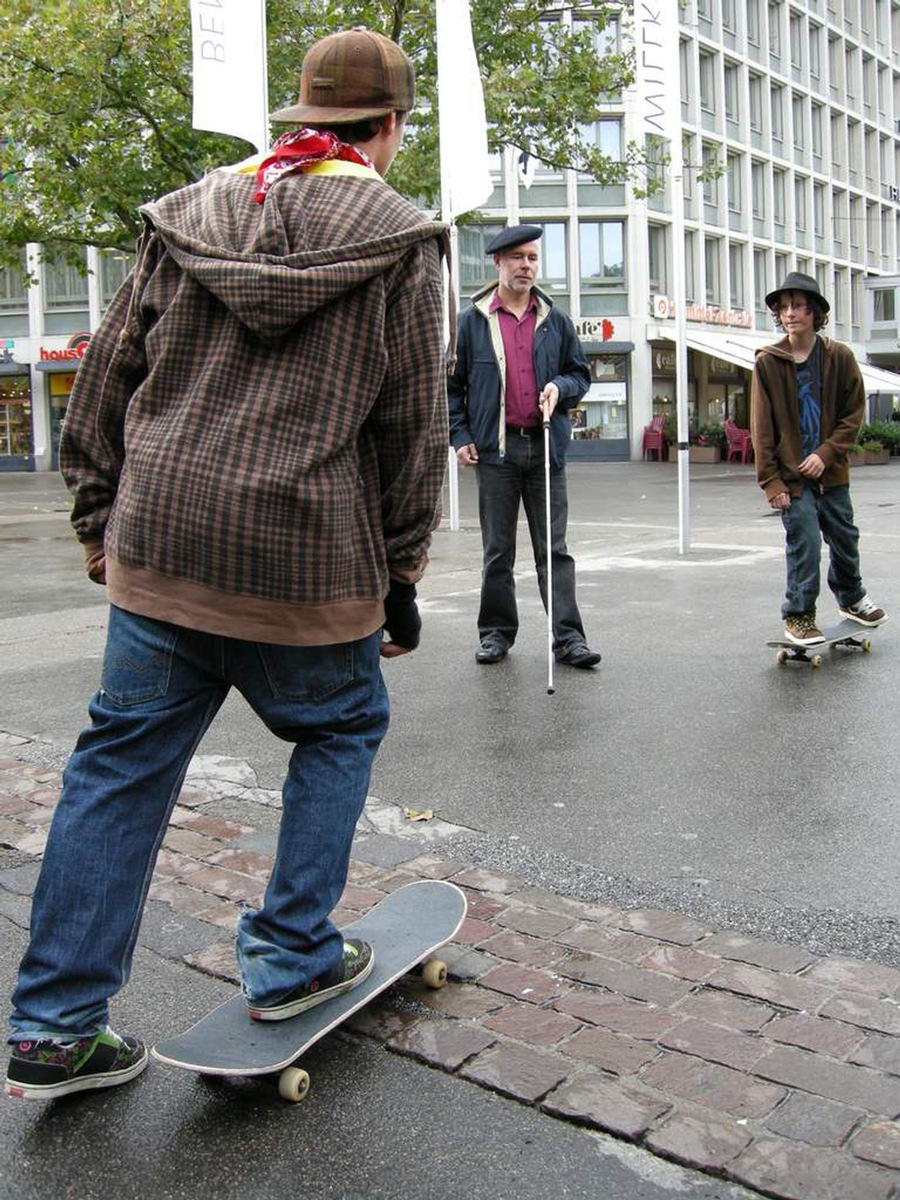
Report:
661,328,900,396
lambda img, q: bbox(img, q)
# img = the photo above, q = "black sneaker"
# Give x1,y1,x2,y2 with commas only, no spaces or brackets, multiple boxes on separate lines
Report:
247,938,374,1022
6,1028,148,1100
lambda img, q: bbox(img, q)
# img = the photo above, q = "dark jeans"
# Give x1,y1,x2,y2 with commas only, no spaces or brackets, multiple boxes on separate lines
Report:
780,483,865,618
476,430,586,653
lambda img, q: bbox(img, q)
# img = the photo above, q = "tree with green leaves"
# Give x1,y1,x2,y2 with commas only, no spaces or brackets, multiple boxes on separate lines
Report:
0,0,634,268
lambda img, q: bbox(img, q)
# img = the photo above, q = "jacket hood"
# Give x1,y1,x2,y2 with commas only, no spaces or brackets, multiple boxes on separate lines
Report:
140,167,443,340
755,334,832,365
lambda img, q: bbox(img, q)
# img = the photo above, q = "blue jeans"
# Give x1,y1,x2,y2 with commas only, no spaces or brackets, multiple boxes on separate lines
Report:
476,431,586,654
780,484,865,618
10,607,389,1039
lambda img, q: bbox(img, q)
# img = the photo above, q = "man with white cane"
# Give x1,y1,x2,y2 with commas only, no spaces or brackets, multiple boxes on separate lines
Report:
448,225,600,674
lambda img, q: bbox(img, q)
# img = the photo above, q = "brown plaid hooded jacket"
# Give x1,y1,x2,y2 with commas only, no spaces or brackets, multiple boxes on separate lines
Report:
60,163,448,645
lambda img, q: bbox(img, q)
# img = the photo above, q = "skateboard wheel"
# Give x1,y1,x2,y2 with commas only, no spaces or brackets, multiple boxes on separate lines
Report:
810,654,822,668
278,1066,310,1103
776,649,788,665
421,958,448,989
863,639,872,652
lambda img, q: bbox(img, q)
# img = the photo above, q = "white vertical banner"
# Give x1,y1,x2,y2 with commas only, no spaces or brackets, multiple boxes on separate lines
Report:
190,0,269,153
634,3,690,551
436,0,493,220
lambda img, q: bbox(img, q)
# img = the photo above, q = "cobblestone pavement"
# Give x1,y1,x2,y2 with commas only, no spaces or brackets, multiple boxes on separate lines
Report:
2,738,899,1200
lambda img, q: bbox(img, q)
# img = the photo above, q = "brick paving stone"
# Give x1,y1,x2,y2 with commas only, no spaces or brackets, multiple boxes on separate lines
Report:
455,916,498,945
15,830,48,855
460,1042,571,1103
850,1119,900,1169
554,922,652,964
162,827,223,859
754,1044,900,1114
644,1110,752,1169
698,932,817,974
168,812,253,840
363,868,418,893
338,883,385,911
24,787,62,806
346,859,388,885
494,906,576,940
803,957,900,1000
764,1012,866,1059
729,1134,895,1200
673,987,776,1032
388,1020,497,1071
19,805,53,826
641,1053,786,1118
820,992,900,1036
184,939,239,983
478,962,569,1005
395,853,464,880
613,908,711,946
562,1025,659,1074
640,944,719,982
541,1072,670,1139
205,847,275,879
557,952,692,1007
0,817,27,845
763,1091,866,1147
707,960,835,1013
192,901,240,931
477,929,566,968
412,982,505,1020
148,879,221,918
154,847,205,880
345,1002,418,1042
850,1032,900,1075
508,888,620,924
659,1018,765,1072
442,945,501,982
0,794,36,817
554,992,682,1040
482,1002,581,1047
456,888,509,921
179,865,265,906
449,867,521,894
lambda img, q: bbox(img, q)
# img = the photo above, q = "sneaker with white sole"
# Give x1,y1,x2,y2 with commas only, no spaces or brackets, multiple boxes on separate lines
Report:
784,612,825,646
5,1027,148,1100
839,594,887,627
246,938,374,1022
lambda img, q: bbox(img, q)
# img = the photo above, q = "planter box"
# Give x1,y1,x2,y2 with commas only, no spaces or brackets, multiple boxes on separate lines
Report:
864,448,890,465
688,445,721,464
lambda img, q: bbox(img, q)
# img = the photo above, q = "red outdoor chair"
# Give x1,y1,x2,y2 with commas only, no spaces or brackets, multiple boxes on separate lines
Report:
642,414,667,461
725,419,753,463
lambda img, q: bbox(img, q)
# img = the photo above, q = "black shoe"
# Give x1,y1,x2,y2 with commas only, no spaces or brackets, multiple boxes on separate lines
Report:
247,939,374,1022
475,638,508,664
6,1028,148,1100
557,644,602,669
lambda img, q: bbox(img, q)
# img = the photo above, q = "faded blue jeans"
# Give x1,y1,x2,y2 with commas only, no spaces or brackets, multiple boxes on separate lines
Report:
781,483,865,618
10,606,389,1040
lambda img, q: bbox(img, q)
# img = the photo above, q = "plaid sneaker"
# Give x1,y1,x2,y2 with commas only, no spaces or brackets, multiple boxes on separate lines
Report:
784,612,825,646
247,938,374,1022
839,594,887,627
5,1028,148,1100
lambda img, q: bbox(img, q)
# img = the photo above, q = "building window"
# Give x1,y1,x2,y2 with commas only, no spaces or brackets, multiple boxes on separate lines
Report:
789,13,804,73
699,52,716,115
873,288,896,323
795,177,808,232
752,161,767,220
459,224,506,292
724,63,740,123
685,231,697,303
773,169,786,230
811,104,824,164
648,224,667,295
754,249,769,316
729,243,745,307
768,3,782,58
579,221,624,287
813,184,826,240
702,144,719,206
771,85,784,148
43,249,89,311
809,24,821,79
727,153,742,214
792,94,805,152
0,249,28,312
705,237,721,304
749,74,764,135
747,0,761,44
536,222,568,289
99,251,135,310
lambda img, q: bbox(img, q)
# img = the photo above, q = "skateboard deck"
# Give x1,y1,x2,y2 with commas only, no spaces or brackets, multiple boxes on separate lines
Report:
152,879,466,1100
767,618,878,667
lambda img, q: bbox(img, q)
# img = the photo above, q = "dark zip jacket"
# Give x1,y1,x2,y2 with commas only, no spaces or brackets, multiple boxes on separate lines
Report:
447,283,590,469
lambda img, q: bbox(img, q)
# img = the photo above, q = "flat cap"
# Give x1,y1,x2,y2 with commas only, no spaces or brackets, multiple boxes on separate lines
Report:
485,225,543,255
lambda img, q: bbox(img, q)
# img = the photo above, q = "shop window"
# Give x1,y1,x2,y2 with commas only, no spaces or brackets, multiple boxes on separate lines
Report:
0,374,33,459
572,354,628,443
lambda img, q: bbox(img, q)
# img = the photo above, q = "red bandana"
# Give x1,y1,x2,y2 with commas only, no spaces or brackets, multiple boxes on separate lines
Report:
255,129,374,203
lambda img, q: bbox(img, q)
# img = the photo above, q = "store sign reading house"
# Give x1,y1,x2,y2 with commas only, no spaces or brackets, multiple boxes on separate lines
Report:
38,332,92,363
651,295,752,329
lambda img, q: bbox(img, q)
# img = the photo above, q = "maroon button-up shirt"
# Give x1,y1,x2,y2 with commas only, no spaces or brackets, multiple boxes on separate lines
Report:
489,290,539,427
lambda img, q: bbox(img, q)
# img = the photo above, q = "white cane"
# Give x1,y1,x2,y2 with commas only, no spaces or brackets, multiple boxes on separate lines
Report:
542,400,554,696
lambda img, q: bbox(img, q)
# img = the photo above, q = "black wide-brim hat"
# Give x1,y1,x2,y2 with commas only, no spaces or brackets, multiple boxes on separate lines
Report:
485,225,543,255
765,271,830,314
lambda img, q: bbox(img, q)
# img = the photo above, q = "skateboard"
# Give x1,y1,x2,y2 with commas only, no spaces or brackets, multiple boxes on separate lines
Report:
152,879,467,1102
767,618,878,667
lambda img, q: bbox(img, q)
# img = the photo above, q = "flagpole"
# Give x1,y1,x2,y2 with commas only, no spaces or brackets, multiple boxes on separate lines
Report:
255,1,269,153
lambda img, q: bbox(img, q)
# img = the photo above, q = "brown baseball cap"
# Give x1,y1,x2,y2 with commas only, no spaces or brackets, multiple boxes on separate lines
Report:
270,28,415,125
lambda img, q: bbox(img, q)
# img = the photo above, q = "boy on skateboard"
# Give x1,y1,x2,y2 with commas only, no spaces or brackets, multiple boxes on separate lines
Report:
6,30,447,1100
750,271,887,647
